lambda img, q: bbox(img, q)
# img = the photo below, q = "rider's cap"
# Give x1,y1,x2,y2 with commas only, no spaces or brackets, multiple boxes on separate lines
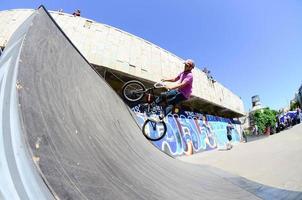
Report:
184,59,195,68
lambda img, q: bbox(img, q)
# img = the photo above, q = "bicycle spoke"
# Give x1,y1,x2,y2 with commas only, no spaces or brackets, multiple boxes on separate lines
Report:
124,86,144,100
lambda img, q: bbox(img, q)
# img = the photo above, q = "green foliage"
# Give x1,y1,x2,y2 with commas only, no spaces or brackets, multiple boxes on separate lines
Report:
253,108,277,133
290,101,300,111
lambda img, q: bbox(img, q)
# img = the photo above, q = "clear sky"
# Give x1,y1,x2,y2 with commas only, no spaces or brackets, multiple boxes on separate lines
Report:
1,0,302,112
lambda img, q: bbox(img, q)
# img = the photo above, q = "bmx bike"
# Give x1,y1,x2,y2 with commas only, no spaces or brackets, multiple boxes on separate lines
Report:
122,80,171,141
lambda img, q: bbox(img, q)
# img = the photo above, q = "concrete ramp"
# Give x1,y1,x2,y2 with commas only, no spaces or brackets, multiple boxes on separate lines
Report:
1,6,301,200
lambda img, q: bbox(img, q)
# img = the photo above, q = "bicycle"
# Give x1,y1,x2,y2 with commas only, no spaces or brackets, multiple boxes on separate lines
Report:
122,80,169,141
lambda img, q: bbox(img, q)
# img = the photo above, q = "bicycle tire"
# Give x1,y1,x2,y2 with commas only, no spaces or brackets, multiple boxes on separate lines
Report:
122,80,146,102
142,119,167,141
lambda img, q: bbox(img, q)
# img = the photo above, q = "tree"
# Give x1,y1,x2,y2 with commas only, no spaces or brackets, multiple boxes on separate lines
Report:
253,108,277,133
290,101,299,111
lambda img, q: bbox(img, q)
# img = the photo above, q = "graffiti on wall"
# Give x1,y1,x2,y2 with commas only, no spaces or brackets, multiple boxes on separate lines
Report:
132,105,241,157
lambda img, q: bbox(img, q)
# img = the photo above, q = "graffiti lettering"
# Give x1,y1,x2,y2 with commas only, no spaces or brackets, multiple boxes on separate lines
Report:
134,111,241,157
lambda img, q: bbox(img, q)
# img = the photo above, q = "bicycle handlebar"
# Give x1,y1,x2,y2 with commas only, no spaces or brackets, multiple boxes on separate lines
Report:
153,82,166,89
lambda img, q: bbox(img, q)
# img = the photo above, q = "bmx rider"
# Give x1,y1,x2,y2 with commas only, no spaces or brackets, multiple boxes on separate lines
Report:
155,59,195,116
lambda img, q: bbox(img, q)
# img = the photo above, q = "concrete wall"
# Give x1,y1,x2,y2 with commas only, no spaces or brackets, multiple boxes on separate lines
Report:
0,9,244,115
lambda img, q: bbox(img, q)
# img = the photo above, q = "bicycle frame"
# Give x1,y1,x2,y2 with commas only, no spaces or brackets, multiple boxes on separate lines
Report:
122,80,168,118
122,80,168,141
135,87,164,116
143,89,173,119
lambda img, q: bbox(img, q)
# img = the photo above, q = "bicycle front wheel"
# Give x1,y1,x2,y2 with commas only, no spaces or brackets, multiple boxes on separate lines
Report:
122,80,145,102
142,119,167,141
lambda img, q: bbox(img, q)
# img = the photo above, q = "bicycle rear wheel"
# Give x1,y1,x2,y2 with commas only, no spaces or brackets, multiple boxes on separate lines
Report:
142,119,167,141
122,80,145,102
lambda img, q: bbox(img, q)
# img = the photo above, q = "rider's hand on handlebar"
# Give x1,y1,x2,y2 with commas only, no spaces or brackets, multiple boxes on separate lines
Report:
165,85,171,91
161,79,166,82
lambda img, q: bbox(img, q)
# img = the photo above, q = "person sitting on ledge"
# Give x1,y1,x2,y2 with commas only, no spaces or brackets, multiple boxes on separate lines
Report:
202,67,216,83
73,9,81,17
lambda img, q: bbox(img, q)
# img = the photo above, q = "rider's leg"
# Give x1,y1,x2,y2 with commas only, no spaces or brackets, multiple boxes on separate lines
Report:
164,105,173,117
164,91,186,116
155,90,178,104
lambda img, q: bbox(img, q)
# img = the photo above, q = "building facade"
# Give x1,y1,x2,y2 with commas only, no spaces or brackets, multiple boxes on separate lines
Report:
0,9,245,118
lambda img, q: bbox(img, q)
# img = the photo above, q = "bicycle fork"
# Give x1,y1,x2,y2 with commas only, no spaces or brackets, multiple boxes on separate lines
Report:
146,93,152,113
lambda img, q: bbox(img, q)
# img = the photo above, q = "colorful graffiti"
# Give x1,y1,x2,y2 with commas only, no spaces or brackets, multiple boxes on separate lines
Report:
132,105,241,157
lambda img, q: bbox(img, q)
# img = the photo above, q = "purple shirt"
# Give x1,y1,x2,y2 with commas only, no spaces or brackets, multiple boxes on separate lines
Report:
176,71,193,99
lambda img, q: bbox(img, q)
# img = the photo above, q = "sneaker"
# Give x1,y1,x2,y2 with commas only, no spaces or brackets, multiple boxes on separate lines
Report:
159,113,165,120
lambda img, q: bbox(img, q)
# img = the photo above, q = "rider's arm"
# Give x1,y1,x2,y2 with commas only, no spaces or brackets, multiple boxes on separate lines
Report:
162,73,181,82
162,78,175,82
162,77,179,82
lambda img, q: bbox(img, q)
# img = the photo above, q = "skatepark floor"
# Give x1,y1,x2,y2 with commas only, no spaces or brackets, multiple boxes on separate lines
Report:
178,123,302,192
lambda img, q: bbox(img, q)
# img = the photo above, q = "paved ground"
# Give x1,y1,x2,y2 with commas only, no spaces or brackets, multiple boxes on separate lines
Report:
179,123,302,192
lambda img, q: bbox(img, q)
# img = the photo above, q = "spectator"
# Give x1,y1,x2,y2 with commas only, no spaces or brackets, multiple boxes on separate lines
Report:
297,108,301,124
226,122,234,149
242,129,247,143
202,67,209,74
253,124,258,136
275,121,279,132
283,115,287,127
73,9,81,17
202,67,216,83
287,116,292,127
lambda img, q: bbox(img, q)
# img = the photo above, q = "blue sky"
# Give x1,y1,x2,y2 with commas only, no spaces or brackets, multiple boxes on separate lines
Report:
1,1,302,112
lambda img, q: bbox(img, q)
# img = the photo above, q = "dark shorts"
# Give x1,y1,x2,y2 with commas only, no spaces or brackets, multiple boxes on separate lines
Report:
163,90,187,105
227,134,232,141
156,90,186,105
155,90,187,115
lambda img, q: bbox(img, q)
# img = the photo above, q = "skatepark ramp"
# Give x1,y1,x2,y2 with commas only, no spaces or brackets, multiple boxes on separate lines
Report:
0,6,301,200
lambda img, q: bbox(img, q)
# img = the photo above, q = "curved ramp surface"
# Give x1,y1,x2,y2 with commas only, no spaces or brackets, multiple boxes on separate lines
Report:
1,6,301,200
